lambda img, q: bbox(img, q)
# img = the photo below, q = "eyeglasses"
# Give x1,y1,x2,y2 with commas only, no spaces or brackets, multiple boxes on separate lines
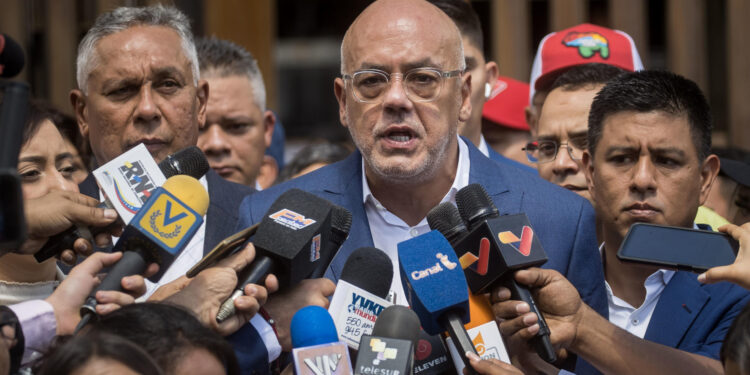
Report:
342,68,462,104
523,139,587,164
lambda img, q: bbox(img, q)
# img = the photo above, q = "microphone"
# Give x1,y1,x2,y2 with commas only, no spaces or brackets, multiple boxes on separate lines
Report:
216,189,340,322
292,306,354,375
0,77,29,253
0,34,25,78
311,204,352,279
397,230,478,374
453,184,556,363
34,146,209,262
413,330,452,375
427,203,511,371
328,247,394,348
77,175,208,327
354,305,420,375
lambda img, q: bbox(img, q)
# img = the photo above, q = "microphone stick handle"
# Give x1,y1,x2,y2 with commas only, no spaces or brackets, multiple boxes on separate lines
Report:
502,274,557,363
80,250,148,316
440,311,478,375
216,254,275,323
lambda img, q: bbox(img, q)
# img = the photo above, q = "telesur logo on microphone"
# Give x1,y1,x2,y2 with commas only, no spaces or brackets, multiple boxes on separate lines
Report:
269,209,317,230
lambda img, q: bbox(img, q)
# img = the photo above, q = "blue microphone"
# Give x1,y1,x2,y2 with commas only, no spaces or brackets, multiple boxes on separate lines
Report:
291,306,353,375
398,230,478,374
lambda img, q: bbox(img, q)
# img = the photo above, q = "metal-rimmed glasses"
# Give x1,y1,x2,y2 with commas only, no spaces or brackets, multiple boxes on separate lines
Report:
342,68,462,104
523,139,587,164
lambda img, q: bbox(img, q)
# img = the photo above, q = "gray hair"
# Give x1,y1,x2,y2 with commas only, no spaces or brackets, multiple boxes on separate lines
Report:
196,37,267,110
76,5,199,94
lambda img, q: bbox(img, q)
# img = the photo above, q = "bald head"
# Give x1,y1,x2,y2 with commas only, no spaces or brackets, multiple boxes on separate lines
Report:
340,0,465,74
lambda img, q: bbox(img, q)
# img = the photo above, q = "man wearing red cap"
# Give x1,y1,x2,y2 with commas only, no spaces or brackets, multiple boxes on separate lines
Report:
481,76,534,167
525,23,644,133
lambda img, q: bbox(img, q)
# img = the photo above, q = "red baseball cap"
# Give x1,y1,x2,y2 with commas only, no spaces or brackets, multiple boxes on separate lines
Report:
529,23,643,104
482,76,530,131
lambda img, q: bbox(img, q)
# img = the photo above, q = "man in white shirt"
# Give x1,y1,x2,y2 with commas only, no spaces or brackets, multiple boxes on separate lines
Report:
492,70,750,374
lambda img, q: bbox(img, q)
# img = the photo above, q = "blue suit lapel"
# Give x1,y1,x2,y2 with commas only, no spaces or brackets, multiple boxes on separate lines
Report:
644,271,709,347
204,170,254,255
465,139,523,215
321,151,374,280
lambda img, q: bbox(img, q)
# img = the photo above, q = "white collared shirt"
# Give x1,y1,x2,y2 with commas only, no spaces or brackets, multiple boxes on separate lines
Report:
478,135,490,157
600,243,675,339
362,136,471,306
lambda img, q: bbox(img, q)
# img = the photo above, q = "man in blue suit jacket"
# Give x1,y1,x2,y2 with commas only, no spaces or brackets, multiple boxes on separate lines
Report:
70,5,270,374
493,71,750,374
238,1,606,373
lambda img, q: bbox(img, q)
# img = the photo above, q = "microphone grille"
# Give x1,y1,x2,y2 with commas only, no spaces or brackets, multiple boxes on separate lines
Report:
290,306,339,348
455,183,498,229
0,34,25,78
426,202,466,246
159,146,209,179
371,305,421,346
331,205,352,236
340,247,393,299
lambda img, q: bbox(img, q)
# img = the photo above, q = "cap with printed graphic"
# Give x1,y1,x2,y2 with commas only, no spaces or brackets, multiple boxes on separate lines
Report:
529,23,644,104
482,76,530,131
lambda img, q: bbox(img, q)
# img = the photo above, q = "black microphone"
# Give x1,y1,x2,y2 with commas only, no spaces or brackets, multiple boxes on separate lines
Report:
354,305,420,375
311,204,352,279
453,184,556,363
328,247,394,348
34,146,209,262
216,189,341,322
0,78,29,253
0,34,25,78
76,175,209,330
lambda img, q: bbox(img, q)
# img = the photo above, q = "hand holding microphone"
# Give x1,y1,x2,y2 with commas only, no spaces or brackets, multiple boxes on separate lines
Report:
159,241,279,336
75,174,209,332
448,184,556,364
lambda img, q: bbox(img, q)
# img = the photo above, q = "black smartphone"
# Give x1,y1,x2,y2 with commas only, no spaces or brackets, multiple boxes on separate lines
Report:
617,222,739,273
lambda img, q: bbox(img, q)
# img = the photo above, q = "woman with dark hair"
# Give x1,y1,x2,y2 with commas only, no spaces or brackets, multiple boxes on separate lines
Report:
34,332,163,375
0,101,81,305
88,302,240,375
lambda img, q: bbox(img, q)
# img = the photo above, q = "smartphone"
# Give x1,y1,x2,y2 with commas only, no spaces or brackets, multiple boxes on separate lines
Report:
617,222,739,273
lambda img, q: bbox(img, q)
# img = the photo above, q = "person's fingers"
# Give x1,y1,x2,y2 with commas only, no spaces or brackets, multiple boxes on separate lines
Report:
244,284,268,307
467,352,522,374
60,249,77,266
718,223,740,238
317,278,336,297
216,242,257,272
70,251,123,277
65,199,119,227
120,275,147,297
95,303,123,316
265,274,279,294
73,238,94,256
497,313,539,340
95,290,135,307
489,286,511,304
513,267,559,289
143,263,159,279
492,299,529,321
698,265,735,284
94,232,114,248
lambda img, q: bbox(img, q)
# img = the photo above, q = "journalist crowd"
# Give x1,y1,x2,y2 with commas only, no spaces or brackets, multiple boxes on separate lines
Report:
1,0,750,374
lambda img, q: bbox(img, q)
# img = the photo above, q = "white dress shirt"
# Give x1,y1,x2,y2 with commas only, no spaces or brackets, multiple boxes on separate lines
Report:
363,137,471,306
478,135,490,158
600,243,675,338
